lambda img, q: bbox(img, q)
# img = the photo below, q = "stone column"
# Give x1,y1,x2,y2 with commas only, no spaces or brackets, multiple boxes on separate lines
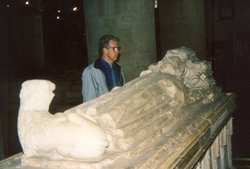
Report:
158,0,206,59
83,0,157,81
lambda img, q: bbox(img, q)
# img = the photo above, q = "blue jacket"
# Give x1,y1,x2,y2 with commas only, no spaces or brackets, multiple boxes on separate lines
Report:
82,58,125,102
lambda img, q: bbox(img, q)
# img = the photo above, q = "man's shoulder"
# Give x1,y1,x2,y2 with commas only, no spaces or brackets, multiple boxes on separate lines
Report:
83,63,102,75
86,63,95,69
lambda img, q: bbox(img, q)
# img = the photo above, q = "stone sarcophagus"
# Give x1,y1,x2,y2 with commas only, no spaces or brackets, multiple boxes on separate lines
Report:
1,47,235,169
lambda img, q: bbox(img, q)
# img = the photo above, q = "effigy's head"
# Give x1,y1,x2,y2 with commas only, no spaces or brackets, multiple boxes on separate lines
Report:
19,80,55,111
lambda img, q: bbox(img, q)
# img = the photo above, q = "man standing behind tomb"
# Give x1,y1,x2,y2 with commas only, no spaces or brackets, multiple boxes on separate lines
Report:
81,35,125,102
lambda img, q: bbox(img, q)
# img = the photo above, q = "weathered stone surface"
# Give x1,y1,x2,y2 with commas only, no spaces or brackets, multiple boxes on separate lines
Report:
18,80,109,160
5,47,235,169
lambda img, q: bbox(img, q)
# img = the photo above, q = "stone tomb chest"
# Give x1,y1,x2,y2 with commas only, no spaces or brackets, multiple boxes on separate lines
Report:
0,47,235,169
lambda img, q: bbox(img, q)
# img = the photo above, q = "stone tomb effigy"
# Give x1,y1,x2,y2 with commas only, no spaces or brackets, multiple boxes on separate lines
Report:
12,47,235,169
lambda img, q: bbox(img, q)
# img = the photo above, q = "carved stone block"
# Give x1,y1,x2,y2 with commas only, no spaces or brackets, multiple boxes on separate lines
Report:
14,47,235,169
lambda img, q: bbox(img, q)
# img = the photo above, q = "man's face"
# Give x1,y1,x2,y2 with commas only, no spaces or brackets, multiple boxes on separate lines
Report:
103,40,121,64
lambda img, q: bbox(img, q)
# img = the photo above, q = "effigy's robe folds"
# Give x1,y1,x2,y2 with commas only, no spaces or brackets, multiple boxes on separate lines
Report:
13,47,235,168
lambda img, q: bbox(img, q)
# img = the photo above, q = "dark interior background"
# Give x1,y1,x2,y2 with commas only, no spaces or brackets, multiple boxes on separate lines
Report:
1,0,250,161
